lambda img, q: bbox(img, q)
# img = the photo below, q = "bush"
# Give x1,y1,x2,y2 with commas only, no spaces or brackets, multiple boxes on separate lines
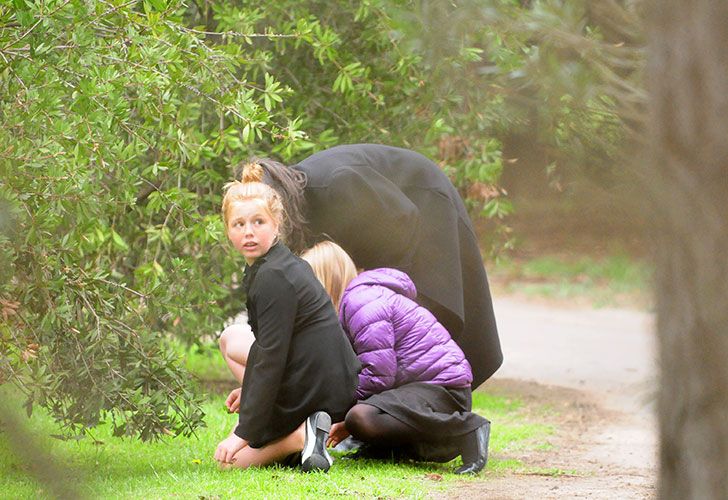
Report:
1,0,640,439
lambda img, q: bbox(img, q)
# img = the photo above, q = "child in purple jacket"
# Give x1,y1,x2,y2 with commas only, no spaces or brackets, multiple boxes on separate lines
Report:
301,240,491,474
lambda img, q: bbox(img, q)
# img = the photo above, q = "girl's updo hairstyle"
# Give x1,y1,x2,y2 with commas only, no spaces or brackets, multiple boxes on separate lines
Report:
222,162,288,241
233,157,310,254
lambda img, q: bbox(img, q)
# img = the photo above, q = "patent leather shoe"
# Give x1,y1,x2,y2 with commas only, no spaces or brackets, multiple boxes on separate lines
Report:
454,420,490,475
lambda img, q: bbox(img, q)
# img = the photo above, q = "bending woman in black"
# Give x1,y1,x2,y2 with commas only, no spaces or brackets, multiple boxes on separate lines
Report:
240,144,503,388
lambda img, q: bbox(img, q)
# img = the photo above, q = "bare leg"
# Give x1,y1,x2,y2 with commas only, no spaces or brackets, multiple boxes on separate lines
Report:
219,324,255,384
224,423,305,469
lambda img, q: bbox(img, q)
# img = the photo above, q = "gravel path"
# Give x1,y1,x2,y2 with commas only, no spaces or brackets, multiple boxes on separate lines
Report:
492,297,657,416
449,298,659,499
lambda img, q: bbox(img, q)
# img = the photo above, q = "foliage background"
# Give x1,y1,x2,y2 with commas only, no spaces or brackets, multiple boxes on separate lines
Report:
0,0,643,439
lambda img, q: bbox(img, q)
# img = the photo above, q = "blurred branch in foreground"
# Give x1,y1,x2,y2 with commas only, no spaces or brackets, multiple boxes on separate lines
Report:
0,403,85,500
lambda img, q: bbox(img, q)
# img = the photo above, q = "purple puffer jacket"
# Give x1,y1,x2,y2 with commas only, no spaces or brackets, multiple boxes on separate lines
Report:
339,268,473,400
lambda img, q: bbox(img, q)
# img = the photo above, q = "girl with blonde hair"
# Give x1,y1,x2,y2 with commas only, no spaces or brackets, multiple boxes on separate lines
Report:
213,164,360,472
301,240,491,475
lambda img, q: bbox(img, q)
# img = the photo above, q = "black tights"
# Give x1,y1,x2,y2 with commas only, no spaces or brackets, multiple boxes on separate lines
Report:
345,403,423,446
345,403,479,463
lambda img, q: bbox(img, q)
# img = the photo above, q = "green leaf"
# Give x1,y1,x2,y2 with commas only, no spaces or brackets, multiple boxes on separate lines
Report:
153,260,165,276
145,0,167,12
111,229,130,252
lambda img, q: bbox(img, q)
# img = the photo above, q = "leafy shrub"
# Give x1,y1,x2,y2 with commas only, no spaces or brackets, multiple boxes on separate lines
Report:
1,0,640,438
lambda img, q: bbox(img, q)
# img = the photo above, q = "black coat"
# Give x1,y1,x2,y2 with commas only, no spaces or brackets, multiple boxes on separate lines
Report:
294,144,502,387
235,243,360,448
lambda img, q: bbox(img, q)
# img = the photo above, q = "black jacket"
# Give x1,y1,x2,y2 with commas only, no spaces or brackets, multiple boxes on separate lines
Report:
235,243,360,448
294,144,502,387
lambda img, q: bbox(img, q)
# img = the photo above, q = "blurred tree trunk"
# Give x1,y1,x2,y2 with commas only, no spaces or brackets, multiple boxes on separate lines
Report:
648,1,728,498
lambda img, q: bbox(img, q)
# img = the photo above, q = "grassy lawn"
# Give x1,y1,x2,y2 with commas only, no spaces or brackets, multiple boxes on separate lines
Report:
1,347,553,499
489,253,652,309
2,251,646,498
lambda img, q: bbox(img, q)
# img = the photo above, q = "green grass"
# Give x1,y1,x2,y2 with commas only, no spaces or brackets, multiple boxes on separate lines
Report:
490,253,652,309
1,352,556,499
181,342,231,382
519,467,584,477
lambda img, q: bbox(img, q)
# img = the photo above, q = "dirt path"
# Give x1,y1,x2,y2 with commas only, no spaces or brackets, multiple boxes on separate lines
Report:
439,298,658,499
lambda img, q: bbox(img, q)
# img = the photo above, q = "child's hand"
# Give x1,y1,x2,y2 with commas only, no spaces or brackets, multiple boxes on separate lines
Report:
214,433,247,466
326,421,350,448
225,388,242,413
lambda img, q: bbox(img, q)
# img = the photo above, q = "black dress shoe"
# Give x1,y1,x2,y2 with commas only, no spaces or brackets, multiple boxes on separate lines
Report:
454,420,491,475
413,439,461,463
301,411,333,472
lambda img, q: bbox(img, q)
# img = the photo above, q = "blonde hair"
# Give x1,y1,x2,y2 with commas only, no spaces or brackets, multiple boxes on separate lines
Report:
222,162,287,239
234,157,311,254
300,241,358,312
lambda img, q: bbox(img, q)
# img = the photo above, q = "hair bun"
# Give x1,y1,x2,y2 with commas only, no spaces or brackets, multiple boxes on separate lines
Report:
240,162,264,183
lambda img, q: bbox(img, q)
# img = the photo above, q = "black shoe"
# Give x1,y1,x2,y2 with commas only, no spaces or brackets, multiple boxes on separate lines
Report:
454,420,491,475
413,439,461,463
301,411,333,472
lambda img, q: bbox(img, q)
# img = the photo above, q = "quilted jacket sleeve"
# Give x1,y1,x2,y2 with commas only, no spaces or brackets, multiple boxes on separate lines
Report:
344,295,398,400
